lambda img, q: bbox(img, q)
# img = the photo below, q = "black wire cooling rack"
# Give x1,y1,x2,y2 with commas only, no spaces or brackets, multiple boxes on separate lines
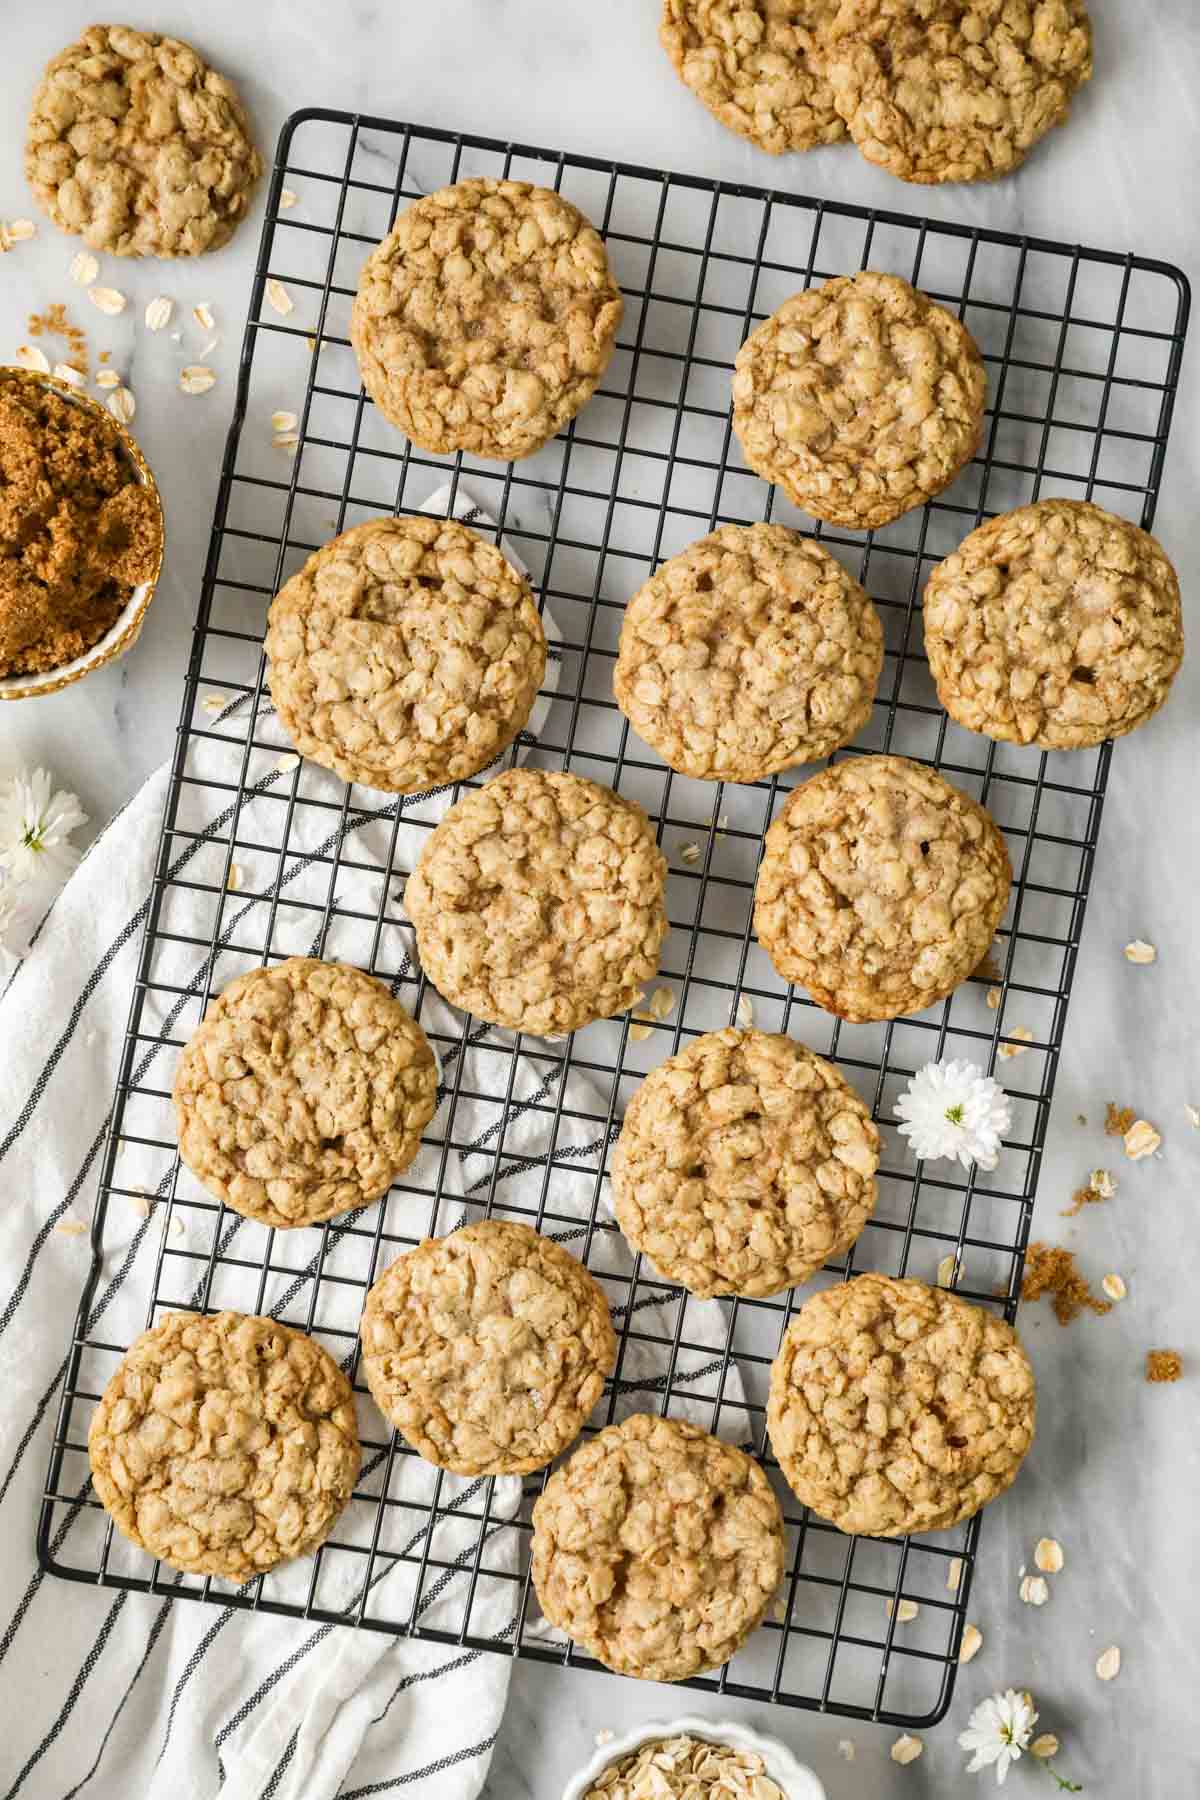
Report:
39,109,1190,1730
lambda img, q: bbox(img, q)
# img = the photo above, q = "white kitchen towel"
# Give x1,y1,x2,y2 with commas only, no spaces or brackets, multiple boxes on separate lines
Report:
0,488,752,1800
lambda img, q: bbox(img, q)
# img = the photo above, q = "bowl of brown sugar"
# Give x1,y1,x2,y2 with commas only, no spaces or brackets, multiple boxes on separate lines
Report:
0,366,164,700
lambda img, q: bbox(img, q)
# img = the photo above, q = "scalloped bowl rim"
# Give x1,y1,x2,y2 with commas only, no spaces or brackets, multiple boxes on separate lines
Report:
560,1713,828,1800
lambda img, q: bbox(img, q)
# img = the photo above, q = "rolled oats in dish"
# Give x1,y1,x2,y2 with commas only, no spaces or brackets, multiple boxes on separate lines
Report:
581,1734,786,1799
264,515,547,794
351,179,624,461
360,1219,615,1476
659,0,846,154
0,376,161,677
613,521,883,783
405,768,669,1036
753,753,1011,1022
731,270,986,530
923,499,1183,750
531,1412,784,1681
173,957,438,1230
767,1272,1036,1536
821,0,1094,187
88,1310,360,1579
25,24,262,256
611,1027,880,1298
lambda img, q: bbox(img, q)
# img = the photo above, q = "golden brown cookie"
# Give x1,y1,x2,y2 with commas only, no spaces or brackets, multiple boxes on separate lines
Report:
821,0,1094,186
731,271,986,529
923,500,1183,750
173,958,438,1230
659,0,846,154
613,522,882,782
88,1311,360,1578
611,1028,879,1298
531,1413,785,1680
753,754,1011,1022
360,1219,615,1475
25,24,261,256
351,180,624,461
767,1274,1036,1535
405,768,669,1035
264,516,546,794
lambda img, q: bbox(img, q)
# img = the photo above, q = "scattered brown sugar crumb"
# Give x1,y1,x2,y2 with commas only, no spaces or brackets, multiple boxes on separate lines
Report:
0,380,161,676
1021,1242,1112,1325
1106,1102,1136,1137
1146,1350,1182,1384
27,303,89,377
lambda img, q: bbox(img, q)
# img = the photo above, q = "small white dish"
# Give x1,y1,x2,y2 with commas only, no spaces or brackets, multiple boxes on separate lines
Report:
561,1714,828,1800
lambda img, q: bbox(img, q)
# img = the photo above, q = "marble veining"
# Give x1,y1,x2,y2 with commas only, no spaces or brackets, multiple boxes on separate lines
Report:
1,4,1197,1796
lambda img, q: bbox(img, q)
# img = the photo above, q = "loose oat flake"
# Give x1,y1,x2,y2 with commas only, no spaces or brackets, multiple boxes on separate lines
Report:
0,218,36,251
959,1622,983,1664
1101,1272,1127,1302
108,387,136,425
15,344,50,373
145,296,173,331
594,1729,614,1748
280,188,299,209
52,362,83,386
95,368,121,390
629,1021,654,1042
180,365,216,395
227,864,244,892
271,409,298,434
735,994,754,1028
891,1734,923,1765
1186,1104,1200,1130
193,301,215,330
947,1556,963,1593
1031,1734,1060,1759
1034,1537,1064,1573
1123,938,1156,964
986,985,1002,1010
265,278,294,316
1123,1118,1161,1160
275,753,301,774
1019,1573,1049,1606
837,1738,855,1761
88,286,127,316
69,251,99,286
679,841,701,866
273,432,299,453
998,1025,1035,1060
54,1218,88,1236
937,1252,960,1288
201,694,227,715
127,1193,151,1220
1096,1645,1121,1680
887,1598,919,1623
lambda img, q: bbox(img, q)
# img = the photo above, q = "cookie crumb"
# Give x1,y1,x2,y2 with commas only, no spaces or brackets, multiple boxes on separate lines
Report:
1146,1349,1182,1384
1105,1102,1136,1136
1021,1242,1111,1325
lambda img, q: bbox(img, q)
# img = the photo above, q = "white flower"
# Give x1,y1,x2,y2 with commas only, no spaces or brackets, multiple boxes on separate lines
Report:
894,1058,1012,1170
0,768,87,885
959,1688,1038,1785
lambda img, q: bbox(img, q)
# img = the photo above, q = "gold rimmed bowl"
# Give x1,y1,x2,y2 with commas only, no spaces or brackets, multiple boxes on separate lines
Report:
0,365,165,702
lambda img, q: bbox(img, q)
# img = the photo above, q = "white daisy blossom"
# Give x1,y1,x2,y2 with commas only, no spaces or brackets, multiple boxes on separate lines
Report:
0,768,87,885
895,1058,1013,1170
959,1688,1038,1785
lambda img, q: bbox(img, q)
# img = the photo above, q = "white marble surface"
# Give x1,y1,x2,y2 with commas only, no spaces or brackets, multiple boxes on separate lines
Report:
2,3,1198,1795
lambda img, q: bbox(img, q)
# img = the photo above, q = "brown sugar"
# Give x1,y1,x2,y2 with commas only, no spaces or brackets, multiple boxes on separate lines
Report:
1021,1241,1112,1326
0,381,161,676
1146,1350,1182,1384
27,303,89,377
1105,1102,1136,1137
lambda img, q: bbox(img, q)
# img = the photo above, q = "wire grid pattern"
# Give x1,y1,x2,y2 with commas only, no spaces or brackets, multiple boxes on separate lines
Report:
39,111,1189,1730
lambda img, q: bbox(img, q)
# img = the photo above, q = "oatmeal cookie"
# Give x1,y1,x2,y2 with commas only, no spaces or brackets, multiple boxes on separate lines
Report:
360,1219,615,1475
753,754,1011,1022
406,768,668,1035
613,522,882,782
265,516,546,794
25,25,261,257
923,500,1183,750
732,271,985,530
767,1273,1036,1535
611,1029,879,1298
659,0,846,154
531,1413,784,1680
173,958,437,1230
351,180,624,461
821,0,1094,186
88,1310,360,1579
